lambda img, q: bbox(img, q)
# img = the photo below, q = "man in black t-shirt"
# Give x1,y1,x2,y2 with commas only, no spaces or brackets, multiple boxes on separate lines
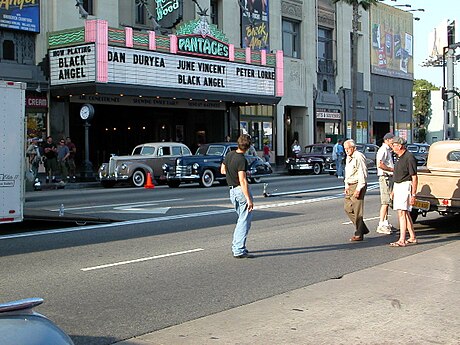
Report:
43,136,58,183
390,136,418,247
221,134,254,258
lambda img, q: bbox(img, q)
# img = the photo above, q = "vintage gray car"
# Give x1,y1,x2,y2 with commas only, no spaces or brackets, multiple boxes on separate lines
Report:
98,142,192,187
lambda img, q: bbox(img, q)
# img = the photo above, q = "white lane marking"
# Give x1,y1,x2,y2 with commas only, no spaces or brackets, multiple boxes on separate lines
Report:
112,206,171,214
1,184,380,240
81,248,204,271
49,199,183,211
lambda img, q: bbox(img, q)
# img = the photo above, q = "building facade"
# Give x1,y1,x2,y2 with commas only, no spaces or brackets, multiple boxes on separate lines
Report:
1,0,415,173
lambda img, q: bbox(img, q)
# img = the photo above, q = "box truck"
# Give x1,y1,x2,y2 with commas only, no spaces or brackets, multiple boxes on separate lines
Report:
0,81,26,224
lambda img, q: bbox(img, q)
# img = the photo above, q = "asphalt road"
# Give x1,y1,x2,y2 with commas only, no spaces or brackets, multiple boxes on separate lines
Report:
1,174,458,345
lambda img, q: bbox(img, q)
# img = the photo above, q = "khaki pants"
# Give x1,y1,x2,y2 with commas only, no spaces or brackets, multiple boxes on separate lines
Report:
344,183,369,237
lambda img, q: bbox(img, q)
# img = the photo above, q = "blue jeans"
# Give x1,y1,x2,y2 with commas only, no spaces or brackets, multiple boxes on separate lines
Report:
336,158,344,177
229,186,253,256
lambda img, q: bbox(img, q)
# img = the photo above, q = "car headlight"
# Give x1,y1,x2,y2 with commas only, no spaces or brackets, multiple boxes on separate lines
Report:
326,157,332,163
99,164,106,171
120,163,127,170
192,163,200,170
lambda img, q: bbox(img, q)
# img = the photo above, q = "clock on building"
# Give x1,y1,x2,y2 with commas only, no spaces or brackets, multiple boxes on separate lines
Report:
80,103,95,121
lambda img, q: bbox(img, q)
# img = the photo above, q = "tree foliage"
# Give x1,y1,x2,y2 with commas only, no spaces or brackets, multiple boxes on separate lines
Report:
413,79,436,142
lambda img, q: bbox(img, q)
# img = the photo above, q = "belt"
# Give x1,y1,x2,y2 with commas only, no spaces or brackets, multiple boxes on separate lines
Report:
229,185,240,189
347,181,358,185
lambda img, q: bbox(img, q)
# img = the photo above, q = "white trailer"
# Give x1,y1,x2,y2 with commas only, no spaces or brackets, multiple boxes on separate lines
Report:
0,81,26,224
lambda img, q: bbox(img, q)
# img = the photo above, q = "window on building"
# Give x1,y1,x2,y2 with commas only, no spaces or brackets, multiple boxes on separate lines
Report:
210,0,219,26
282,19,300,58
135,1,146,25
83,0,94,15
317,27,334,75
2,40,15,60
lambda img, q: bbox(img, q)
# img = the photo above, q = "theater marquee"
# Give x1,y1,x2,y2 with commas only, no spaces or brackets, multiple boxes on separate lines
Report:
49,43,276,96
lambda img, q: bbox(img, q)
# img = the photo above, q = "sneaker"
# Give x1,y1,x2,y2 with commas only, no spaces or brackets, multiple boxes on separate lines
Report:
337,176,344,179
233,253,255,259
376,225,392,235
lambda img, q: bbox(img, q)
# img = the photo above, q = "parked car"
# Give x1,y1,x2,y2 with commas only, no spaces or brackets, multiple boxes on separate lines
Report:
0,297,74,345
407,143,430,166
411,140,460,222
163,142,273,188
286,143,333,175
98,142,192,187
324,143,379,174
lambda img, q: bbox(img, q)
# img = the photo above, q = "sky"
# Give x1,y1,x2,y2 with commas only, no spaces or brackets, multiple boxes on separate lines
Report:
390,0,460,87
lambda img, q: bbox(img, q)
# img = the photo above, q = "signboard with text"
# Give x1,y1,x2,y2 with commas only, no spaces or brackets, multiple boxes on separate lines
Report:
0,0,40,33
49,44,276,97
241,0,269,51
370,5,413,80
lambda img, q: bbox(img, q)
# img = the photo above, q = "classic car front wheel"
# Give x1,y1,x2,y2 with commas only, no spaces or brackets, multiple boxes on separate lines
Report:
312,162,323,175
250,177,262,184
131,170,146,187
200,169,215,188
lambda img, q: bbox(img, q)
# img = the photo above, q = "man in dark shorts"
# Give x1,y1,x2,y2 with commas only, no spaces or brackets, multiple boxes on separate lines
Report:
220,134,254,258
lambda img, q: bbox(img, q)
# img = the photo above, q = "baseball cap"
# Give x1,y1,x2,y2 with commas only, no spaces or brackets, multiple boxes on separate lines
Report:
383,133,395,140
393,136,407,145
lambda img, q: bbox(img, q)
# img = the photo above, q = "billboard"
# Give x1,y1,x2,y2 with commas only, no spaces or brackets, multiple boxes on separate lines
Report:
370,4,413,80
241,0,269,51
0,0,40,33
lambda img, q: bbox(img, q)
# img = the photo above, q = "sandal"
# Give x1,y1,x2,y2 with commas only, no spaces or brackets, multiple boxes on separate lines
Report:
405,239,418,245
389,241,406,247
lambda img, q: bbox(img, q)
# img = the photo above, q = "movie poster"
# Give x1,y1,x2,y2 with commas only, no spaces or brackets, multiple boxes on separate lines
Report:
241,0,269,51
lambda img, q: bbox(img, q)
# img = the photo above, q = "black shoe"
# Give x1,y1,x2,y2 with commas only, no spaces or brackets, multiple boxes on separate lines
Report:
46,177,49,184
233,253,255,259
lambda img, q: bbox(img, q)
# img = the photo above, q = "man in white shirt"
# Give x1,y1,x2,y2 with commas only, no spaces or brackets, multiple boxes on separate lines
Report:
376,133,395,234
344,139,369,241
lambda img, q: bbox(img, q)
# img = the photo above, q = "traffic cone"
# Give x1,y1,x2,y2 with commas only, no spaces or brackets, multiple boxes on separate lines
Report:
144,172,155,189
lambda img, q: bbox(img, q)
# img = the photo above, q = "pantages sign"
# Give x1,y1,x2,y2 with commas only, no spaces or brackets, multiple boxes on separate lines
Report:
175,18,230,60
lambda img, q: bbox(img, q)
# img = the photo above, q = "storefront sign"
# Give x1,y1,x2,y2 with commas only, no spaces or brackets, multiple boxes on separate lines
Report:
50,44,275,96
316,108,341,120
70,94,226,110
0,0,40,33
26,95,47,108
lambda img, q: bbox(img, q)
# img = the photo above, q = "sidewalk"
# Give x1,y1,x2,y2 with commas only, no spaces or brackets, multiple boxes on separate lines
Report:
114,241,459,345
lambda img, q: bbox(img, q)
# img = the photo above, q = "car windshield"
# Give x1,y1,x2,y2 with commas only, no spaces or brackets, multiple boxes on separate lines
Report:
196,145,226,156
141,146,155,155
311,146,324,154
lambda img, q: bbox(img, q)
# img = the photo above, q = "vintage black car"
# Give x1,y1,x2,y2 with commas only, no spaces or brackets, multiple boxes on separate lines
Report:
286,143,333,175
324,143,379,174
163,142,273,188
407,143,430,166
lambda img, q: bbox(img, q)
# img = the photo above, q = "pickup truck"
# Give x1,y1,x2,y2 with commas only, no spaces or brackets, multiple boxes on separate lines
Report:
411,140,460,222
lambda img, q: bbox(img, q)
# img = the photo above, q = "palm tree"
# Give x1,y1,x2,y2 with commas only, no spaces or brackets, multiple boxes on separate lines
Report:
332,0,378,140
